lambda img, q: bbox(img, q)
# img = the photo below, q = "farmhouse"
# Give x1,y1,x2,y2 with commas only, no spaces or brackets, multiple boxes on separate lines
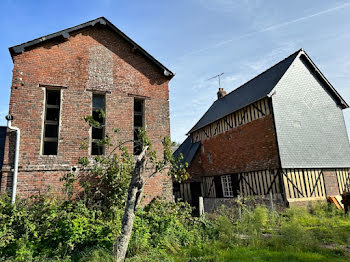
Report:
174,49,350,209
0,17,174,204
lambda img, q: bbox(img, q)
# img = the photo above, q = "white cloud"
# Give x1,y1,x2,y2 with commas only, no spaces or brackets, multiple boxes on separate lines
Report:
180,2,350,58
244,42,300,74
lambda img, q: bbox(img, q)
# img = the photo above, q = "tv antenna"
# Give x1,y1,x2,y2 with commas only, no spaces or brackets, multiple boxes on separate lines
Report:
207,72,224,88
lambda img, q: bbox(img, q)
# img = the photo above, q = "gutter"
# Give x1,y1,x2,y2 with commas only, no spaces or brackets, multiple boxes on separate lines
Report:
5,114,20,204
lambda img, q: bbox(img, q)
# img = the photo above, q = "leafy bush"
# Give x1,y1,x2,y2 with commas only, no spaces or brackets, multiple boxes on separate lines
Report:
0,194,118,260
1,192,350,262
140,199,204,250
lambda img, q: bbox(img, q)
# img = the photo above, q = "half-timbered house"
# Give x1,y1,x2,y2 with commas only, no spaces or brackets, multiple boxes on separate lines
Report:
174,49,350,209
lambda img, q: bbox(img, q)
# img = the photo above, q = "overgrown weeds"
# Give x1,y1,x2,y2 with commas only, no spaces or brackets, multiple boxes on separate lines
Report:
1,194,349,261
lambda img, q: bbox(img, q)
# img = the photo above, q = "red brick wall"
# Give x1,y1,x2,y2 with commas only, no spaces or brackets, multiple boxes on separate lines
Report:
1,24,172,203
189,115,280,177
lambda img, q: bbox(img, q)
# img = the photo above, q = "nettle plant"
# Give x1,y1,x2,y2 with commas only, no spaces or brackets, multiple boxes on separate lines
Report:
61,108,188,261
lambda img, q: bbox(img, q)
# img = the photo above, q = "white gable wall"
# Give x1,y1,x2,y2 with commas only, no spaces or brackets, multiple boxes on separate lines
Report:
271,54,350,168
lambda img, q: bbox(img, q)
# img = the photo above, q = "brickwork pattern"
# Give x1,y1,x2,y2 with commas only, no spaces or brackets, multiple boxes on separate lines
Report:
189,115,280,177
1,24,172,203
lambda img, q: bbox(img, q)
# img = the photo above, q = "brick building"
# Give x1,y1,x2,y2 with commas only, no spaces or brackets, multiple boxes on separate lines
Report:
174,49,350,209
0,17,174,204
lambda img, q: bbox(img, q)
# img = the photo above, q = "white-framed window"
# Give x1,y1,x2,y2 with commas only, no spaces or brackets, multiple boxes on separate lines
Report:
221,175,233,197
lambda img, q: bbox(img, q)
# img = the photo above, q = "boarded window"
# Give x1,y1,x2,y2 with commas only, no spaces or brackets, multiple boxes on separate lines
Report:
43,89,60,155
91,94,105,155
221,175,233,197
134,99,144,155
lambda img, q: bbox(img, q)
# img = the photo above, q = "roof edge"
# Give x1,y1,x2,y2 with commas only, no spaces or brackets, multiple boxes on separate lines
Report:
186,95,268,135
187,49,302,134
215,48,303,102
173,136,201,167
299,50,349,109
8,17,174,78
188,48,349,135
268,49,349,109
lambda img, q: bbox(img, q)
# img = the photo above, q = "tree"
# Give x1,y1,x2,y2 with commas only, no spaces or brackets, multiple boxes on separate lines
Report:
72,112,188,261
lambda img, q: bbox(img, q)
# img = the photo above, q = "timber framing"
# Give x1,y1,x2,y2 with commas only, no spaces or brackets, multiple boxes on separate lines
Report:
179,168,349,203
175,49,350,209
200,169,282,199
337,169,350,194
193,97,270,142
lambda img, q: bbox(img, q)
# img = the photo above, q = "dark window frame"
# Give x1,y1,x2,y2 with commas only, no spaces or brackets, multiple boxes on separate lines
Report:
91,94,106,156
42,89,61,155
133,98,144,155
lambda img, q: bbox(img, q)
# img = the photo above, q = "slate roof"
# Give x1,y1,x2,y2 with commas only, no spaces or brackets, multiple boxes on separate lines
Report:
188,49,348,134
188,49,300,134
0,127,7,170
9,17,174,77
173,136,200,166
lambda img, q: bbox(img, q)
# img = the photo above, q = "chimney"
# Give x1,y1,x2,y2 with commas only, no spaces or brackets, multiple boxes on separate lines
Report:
217,88,227,99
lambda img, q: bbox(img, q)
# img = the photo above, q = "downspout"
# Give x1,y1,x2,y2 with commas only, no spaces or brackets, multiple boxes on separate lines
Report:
5,114,20,204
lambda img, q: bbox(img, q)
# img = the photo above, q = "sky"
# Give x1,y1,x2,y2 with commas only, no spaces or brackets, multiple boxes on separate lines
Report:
0,0,350,143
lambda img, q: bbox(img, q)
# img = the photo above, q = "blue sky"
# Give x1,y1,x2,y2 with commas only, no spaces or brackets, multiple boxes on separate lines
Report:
1,0,350,143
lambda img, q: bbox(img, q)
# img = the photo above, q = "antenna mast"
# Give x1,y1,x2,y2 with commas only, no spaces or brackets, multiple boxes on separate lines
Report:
207,72,224,88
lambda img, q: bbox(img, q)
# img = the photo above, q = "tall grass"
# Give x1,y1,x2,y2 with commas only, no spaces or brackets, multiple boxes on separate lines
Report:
1,194,349,261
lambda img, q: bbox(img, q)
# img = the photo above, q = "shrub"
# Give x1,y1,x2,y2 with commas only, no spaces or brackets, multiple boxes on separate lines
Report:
236,205,269,247
270,218,317,251
141,199,201,249
0,194,118,260
2,193,350,262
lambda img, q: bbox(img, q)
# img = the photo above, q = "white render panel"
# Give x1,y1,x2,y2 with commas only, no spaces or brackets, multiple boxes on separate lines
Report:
272,55,350,168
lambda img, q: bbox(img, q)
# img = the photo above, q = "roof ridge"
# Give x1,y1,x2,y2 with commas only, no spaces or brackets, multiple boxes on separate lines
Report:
216,48,302,103
8,17,174,77
187,49,301,134
9,17,104,50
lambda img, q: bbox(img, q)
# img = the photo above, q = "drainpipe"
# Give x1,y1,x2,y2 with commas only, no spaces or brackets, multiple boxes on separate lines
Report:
5,114,20,204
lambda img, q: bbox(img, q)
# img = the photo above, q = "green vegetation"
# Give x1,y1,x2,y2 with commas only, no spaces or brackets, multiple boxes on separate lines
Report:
1,194,349,262
1,120,348,261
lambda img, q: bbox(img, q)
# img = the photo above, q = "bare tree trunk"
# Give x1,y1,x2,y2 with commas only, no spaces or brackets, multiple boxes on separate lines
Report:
113,146,148,262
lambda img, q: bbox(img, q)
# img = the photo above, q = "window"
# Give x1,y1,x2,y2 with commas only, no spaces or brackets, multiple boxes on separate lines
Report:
221,175,233,197
133,99,144,155
207,152,212,163
91,94,105,155
43,89,61,155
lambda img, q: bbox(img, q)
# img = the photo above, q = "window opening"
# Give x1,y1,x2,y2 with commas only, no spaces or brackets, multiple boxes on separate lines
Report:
43,89,60,155
91,94,106,155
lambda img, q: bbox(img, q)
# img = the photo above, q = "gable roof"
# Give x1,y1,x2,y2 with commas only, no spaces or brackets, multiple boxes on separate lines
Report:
8,17,174,78
188,49,348,134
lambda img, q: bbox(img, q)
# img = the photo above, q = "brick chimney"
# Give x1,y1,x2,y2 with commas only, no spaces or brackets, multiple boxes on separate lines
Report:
217,88,227,99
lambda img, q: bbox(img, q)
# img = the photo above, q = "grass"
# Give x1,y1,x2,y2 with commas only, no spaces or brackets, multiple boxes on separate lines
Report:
1,196,349,262
126,203,350,262
170,244,349,262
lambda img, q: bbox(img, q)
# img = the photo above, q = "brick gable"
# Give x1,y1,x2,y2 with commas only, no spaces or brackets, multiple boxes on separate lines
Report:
2,24,172,203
